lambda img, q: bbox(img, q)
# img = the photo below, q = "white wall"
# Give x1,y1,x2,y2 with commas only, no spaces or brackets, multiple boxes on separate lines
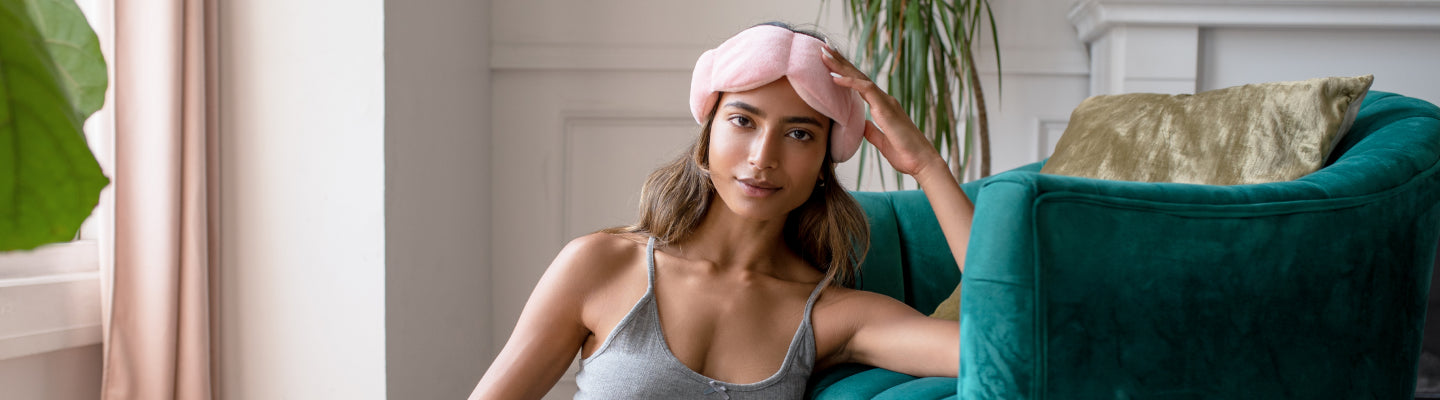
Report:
384,0,493,399
220,0,388,398
1073,0,1440,103
221,0,499,397
1200,27,1440,104
970,0,1091,175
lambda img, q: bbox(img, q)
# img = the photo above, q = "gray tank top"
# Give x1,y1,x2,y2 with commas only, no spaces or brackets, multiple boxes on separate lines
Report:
574,237,827,399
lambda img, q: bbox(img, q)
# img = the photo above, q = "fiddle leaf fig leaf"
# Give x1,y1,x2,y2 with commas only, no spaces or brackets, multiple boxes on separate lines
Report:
0,0,110,251
24,0,107,122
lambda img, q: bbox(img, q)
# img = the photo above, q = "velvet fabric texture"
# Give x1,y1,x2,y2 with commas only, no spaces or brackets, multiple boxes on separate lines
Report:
808,92,1440,399
1041,75,1374,185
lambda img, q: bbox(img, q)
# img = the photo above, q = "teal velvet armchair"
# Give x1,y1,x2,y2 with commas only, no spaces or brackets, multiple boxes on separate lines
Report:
809,91,1440,399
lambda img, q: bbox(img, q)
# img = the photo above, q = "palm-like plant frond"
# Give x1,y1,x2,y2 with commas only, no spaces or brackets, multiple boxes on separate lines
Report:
829,0,1001,188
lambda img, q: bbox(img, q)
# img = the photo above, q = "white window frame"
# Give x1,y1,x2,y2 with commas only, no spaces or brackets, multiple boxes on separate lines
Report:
0,0,113,361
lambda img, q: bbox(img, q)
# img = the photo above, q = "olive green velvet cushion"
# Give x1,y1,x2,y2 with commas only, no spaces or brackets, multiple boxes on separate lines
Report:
930,76,1378,321
1040,75,1374,185
929,286,960,320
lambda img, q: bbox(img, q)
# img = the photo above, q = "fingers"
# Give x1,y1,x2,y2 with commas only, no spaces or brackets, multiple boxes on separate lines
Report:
862,120,889,152
820,46,903,121
819,45,864,78
821,46,922,155
820,46,879,95
820,46,943,176
828,74,877,97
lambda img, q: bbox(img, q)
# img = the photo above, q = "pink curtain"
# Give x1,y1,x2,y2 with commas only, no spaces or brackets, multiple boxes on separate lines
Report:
103,0,220,398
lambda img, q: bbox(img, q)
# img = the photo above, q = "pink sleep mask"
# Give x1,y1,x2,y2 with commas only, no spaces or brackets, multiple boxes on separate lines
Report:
690,25,866,162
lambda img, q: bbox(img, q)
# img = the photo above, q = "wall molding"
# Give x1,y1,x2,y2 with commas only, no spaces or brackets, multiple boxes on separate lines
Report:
493,42,1090,77
976,47,1089,77
1071,0,1440,96
558,113,694,245
552,114,691,390
1071,0,1440,42
492,43,702,72
1034,118,1070,162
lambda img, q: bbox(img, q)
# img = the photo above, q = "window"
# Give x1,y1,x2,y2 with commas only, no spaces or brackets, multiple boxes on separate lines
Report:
0,0,113,361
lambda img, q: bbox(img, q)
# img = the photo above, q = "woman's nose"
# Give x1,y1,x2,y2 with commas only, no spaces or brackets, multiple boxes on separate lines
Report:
747,132,780,170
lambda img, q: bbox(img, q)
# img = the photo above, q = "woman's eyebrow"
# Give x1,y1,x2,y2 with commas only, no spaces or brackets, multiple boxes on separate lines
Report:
725,101,825,127
782,116,824,128
724,101,764,116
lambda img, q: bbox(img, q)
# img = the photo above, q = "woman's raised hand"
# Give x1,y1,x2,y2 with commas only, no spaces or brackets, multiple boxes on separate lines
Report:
820,45,949,182
821,45,975,275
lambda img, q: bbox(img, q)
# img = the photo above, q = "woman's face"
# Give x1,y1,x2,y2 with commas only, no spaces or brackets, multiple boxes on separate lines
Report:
707,77,831,221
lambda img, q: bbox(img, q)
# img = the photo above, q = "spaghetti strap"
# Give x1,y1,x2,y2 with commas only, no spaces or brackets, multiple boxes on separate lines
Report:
801,276,828,322
645,237,657,289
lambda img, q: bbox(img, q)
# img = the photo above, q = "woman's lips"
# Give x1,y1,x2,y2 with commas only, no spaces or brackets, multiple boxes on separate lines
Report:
736,178,781,197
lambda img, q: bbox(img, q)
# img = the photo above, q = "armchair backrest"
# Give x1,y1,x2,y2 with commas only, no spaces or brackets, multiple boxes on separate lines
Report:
850,185,983,314
1313,91,1440,197
848,91,1440,399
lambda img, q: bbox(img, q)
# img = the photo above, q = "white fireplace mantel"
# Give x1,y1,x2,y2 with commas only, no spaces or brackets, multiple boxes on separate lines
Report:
1068,0,1440,96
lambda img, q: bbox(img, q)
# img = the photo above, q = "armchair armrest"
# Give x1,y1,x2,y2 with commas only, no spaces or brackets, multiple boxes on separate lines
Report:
960,166,1440,399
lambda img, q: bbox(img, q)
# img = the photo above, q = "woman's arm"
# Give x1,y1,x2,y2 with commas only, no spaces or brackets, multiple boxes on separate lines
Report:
822,289,960,377
469,236,614,399
820,46,976,273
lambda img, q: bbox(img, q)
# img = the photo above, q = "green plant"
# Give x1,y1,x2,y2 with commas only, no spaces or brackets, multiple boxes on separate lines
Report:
0,0,110,251
826,0,1000,188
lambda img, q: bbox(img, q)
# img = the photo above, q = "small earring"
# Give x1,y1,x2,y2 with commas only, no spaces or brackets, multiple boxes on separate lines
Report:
817,179,826,187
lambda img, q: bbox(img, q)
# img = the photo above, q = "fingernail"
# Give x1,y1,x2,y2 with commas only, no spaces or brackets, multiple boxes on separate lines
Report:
821,46,834,59
830,72,842,79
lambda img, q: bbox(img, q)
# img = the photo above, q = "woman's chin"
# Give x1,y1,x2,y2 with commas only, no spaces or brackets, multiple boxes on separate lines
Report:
715,192,803,222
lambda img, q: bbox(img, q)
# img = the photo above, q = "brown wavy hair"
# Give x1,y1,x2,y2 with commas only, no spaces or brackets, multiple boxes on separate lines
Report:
605,91,871,287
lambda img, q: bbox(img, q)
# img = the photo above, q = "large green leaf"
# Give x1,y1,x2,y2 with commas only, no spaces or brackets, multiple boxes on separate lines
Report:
24,0,106,121
0,0,110,251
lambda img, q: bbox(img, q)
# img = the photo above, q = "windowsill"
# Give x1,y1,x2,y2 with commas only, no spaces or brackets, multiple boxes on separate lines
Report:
0,240,103,361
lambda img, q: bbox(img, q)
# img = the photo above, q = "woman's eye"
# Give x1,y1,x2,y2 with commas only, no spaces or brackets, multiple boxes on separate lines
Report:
788,130,814,141
728,115,753,128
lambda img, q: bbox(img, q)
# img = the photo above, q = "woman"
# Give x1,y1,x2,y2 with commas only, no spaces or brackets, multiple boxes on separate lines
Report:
470,23,975,399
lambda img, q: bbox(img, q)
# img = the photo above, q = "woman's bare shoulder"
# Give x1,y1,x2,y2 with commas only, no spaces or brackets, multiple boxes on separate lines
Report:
814,286,922,319
560,231,647,261
547,232,649,287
